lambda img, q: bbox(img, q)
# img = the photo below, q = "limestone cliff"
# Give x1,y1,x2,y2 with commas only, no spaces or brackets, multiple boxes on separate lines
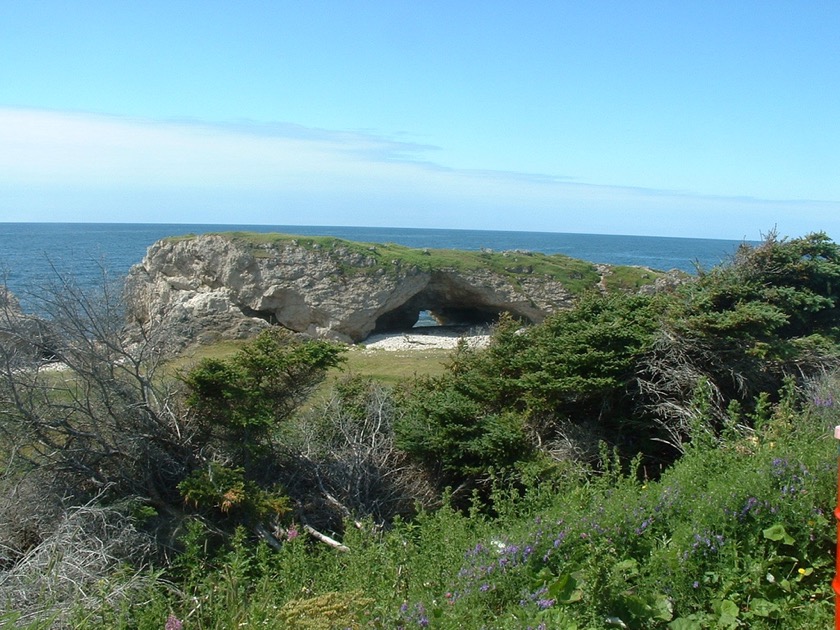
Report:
124,233,664,350
0,287,51,364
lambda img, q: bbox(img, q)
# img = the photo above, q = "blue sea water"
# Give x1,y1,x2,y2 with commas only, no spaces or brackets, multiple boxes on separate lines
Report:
0,222,751,309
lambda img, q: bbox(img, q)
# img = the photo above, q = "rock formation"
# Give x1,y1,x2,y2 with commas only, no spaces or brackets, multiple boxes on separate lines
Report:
124,233,659,351
0,287,52,365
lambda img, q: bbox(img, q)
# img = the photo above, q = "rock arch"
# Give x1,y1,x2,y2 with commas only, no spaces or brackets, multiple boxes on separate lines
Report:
371,271,534,334
124,234,607,351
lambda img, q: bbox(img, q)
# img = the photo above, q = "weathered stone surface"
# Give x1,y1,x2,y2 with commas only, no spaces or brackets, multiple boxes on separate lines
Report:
0,287,52,364
124,234,587,350
0,287,23,319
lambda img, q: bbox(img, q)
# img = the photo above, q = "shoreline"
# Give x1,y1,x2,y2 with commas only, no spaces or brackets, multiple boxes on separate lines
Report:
358,327,491,352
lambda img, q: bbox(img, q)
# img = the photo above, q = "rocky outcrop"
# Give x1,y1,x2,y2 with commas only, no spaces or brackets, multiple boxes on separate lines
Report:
125,233,631,350
0,288,52,364
0,287,23,320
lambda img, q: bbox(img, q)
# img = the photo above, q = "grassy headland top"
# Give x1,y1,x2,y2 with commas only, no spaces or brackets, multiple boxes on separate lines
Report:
165,231,670,294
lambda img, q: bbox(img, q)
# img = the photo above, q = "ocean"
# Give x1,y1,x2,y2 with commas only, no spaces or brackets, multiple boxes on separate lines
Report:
0,222,751,309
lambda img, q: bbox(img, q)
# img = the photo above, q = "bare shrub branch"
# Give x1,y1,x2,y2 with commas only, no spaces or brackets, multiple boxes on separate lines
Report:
285,379,437,531
0,268,193,509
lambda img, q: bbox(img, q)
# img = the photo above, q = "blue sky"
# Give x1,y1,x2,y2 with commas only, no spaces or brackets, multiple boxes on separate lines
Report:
1,1,838,240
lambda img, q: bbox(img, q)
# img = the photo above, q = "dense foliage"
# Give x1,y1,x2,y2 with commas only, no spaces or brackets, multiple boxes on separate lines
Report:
181,328,344,505
398,231,840,489
2,231,840,628
642,231,840,448
396,293,664,489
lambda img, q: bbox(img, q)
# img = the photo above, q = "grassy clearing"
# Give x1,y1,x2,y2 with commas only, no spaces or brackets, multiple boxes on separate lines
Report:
340,347,453,383
165,338,453,384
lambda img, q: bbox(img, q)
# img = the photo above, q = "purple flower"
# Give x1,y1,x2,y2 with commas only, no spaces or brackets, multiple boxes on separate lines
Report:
635,517,652,535
740,496,760,518
165,615,183,630
813,395,834,407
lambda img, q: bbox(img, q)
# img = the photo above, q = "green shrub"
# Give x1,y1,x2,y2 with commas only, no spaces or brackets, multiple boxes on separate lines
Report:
278,591,374,629
183,327,345,468
641,231,840,448
395,293,664,488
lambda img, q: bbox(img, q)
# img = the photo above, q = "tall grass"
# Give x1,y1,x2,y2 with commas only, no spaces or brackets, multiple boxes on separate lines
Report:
41,373,838,629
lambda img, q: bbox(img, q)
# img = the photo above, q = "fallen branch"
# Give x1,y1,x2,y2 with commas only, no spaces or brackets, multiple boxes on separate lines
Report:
302,523,349,552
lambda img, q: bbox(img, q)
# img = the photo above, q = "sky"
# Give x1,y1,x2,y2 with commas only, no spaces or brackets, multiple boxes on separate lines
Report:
0,1,838,240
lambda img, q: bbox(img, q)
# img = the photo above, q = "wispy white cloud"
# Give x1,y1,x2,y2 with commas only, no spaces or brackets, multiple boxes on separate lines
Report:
0,107,837,240
0,108,415,190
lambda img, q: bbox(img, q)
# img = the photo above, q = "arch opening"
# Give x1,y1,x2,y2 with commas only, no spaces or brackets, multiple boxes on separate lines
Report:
370,272,538,337
372,297,513,335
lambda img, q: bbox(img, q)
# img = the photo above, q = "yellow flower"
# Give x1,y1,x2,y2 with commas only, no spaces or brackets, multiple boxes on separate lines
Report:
798,568,806,575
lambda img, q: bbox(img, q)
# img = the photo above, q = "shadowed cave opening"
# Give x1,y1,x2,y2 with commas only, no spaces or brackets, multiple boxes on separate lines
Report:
376,305,506,333
371,279,529,334
373,305,505,334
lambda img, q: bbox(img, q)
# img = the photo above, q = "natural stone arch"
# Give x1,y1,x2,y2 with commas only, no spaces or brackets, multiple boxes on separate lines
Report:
125,234,651,352
371,271,539,335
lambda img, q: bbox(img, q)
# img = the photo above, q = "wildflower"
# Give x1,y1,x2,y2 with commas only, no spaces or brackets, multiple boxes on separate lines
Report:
165,615,184,630
286,524,299,541
814,395,834,407
740,496,760,518
635,518,652,535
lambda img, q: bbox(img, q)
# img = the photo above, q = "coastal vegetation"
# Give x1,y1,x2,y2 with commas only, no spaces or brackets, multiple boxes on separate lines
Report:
0,231,839,628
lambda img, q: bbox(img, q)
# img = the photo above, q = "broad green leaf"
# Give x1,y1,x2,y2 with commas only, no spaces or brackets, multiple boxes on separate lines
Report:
762,523,795,545
653,594,674,621
748,598,780,619
548,573,583,604
614,558,639,573
713,599,740,628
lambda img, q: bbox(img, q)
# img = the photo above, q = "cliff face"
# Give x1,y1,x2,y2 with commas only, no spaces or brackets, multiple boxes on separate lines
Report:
0,288,52,364
124,233,623,350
